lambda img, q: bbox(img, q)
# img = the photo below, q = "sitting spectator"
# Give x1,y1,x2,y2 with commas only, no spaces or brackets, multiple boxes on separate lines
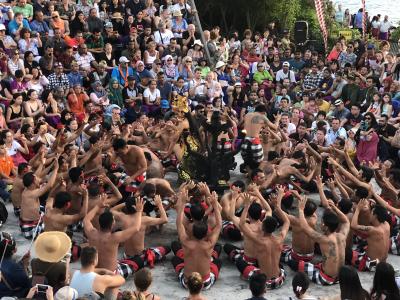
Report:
0,232,31,297
70,246,125,298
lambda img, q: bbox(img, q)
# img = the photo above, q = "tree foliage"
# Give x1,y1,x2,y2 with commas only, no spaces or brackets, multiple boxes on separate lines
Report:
197,0,314,34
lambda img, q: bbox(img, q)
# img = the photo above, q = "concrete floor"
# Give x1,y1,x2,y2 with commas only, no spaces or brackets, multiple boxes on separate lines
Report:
4,159,400,300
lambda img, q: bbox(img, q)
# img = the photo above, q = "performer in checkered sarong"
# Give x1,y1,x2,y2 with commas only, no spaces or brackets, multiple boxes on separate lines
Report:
240,105,277,172
233,188,289,290
288,197,350,285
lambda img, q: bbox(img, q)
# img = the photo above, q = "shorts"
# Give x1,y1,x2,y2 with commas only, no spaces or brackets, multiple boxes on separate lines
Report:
68,221,83,232
19,218,44,240
177,264,220,291
224,244,257,265
281,245,314,263
116,256,144,278
298,261,338,285
124,246,170,268
119,172,146,194
221,221,242,241
351,249,379,271
241,137,264,166
237,258,286,290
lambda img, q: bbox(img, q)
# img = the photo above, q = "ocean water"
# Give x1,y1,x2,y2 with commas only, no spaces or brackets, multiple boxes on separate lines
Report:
338,0,400,24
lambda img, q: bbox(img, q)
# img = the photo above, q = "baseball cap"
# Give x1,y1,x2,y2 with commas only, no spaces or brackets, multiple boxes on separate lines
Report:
161,99,170,109
105,22,113,28
0,24,5,31
367,44,375,50
334,99,343,106
283,61,290,67
127,75,136,81
119,56,130,63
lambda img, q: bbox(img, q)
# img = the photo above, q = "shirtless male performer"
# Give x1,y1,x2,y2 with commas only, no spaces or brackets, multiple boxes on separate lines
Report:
111,195,170,268
349,199,390,271
20,159,59,239
241,104,277,172
288,198,350,285
112,138,147,194
236,188,289,289
281,190,318,264
171,190,222,290
44,188,88,233
83,197,144,278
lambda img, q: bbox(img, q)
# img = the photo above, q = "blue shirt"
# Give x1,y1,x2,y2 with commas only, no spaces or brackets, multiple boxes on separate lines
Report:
29,20,49,34
67,71,83,87
111,66,134,86
8,19,31,36
0,258,31,297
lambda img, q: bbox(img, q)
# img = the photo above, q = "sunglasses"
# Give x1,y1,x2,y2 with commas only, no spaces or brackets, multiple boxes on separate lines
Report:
52,15,59,19
156,63,162,65
365,117,371,120
167,59,172,61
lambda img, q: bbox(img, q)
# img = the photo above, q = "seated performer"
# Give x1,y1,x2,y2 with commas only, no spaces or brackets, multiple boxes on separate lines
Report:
112,138,147,194
281,190,318,264
20,159,59,239
171,190,222,290
111,195,171,268
349,199,390,271
83,198,144,278
236,188,289,289
288,198,350,285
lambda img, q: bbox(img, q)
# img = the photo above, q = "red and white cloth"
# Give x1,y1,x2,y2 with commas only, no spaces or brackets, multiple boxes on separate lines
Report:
314,0,328,50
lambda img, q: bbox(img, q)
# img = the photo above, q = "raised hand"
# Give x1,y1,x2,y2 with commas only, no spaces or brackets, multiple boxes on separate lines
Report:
154,194,162,207
135,196,144,212
298,195,307,211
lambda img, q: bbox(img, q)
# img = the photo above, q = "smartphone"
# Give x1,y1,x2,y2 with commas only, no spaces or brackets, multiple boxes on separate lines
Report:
36,284,49,295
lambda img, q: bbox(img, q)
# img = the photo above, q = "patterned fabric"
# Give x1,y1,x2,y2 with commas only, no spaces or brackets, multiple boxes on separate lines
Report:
303,73,322,90
298,261,338,285
19,218,44,239
48,73,70,91
124,246,170,268
351,249,379,271
118,172,147,193
177,264,220,291
116,256,144,278
241,137,264,164
281,245,314,263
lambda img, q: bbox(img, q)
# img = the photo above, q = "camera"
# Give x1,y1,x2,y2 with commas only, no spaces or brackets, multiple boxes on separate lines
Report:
36,284,49,296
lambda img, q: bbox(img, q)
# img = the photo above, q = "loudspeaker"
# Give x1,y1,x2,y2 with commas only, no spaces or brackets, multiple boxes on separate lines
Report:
294,21,308,45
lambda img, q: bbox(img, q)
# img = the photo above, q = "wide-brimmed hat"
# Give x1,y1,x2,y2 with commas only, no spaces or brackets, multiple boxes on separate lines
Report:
173,10,183,17
111,12,124,20
34,231,71,263
193,40,203,47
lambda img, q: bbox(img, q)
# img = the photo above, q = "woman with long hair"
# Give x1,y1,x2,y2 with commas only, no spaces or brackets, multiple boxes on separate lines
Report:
371,262,400,300
6,93,24,130
289,272,317,300
329,266,370,300
184,272,207,300
42,89,61,128
121,268,160,300
27,67,49,96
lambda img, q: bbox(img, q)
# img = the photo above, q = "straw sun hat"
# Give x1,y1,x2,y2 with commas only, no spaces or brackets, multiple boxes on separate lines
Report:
34,231,71,263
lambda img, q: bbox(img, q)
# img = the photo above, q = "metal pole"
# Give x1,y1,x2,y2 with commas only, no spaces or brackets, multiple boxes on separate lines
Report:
187,0,212,64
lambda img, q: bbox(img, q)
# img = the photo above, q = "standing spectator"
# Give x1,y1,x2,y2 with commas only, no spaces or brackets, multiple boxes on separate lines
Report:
379,15,392,41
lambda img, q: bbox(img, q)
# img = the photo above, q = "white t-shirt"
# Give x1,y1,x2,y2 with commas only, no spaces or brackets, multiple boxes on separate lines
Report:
154,30,174,46
7,140,22,156
380,21,392,32
143,88,161,103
